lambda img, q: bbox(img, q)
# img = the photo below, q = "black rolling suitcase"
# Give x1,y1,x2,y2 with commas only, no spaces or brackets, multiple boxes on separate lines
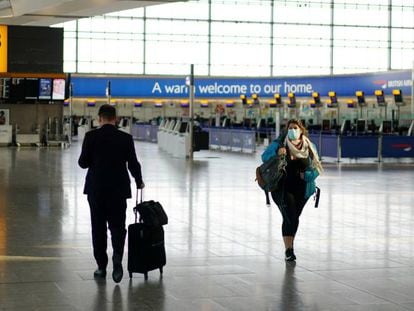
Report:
127,190,167,280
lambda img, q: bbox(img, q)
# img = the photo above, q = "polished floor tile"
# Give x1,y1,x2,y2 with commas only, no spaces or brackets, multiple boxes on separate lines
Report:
0,141,413,310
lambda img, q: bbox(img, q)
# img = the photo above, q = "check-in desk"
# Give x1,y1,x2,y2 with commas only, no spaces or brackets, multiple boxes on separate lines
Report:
310,132,414,162
157,120,190,158
0,125,13,145
77,118,91,141
16,133,41,147
208,128,256,153
118,117,131,135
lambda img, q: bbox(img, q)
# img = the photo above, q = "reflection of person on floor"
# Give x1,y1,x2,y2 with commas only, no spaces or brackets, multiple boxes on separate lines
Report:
261,119,322,261
280,262,301,310
0,111,6,125
78,104,145,283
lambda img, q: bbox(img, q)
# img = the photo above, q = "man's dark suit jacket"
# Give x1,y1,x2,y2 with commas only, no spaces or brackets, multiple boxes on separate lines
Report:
78,124,143,199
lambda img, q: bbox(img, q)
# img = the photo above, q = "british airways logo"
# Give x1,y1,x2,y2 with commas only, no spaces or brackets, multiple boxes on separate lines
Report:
391,144,412,152
373,80,387,89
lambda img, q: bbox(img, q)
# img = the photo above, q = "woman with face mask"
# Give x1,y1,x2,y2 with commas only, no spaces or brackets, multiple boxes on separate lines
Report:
261,119,322,261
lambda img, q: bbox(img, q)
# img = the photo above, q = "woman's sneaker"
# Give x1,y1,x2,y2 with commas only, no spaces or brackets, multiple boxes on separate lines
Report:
285,248,296,261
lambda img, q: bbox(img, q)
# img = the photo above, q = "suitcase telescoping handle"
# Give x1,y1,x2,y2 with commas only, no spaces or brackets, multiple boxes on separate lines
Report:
134,189,143,223
136,188,143,205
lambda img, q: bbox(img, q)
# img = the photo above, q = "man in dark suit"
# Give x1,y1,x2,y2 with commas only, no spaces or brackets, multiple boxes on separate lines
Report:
78,104,144,283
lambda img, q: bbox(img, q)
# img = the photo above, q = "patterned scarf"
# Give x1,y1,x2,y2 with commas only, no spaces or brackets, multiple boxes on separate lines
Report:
284,135,323,174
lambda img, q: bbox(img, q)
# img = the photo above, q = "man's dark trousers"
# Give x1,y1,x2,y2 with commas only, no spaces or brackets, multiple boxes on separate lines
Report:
88,194,127,270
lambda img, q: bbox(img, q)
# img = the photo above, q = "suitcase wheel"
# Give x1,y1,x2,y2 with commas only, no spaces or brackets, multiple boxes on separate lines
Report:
129,272,133,279
144,272,148,281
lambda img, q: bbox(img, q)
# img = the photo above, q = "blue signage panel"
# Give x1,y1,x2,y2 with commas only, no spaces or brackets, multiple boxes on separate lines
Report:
321,135,338,158
382,136,414,158
241,131,256,151
231,131,243,150
71,70,412,98
209,128,221,147
341,136,379,158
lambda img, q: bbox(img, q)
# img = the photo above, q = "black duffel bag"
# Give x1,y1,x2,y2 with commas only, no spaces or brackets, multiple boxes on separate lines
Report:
134,190,168,227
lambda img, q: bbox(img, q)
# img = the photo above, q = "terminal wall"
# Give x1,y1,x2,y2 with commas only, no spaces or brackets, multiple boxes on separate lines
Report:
1,103,62,133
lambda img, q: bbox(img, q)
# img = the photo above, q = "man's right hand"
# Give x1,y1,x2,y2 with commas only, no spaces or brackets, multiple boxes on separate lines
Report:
137,182,145,189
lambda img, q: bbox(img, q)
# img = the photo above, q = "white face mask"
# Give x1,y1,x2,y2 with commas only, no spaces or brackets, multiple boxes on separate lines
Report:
288,128,301,140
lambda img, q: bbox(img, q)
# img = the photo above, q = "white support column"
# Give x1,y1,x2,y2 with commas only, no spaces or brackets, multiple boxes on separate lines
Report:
189,64,195,159
411,60,414,119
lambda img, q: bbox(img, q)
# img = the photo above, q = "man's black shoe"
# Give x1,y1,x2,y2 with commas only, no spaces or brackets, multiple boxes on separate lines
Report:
112,264,123,283
285,248,296,262
94,269,107,278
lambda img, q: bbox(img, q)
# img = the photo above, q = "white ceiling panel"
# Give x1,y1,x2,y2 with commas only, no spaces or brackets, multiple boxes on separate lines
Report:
0,0,184,26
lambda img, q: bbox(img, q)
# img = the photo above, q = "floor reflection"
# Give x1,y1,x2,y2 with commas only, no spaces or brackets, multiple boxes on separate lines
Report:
0,143,413,310
280,261,302,311
112,285,123,311
128,277,165,310
91,279,108,311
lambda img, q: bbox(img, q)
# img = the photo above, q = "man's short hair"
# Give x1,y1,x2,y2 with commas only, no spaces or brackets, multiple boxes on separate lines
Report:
98,104,116,120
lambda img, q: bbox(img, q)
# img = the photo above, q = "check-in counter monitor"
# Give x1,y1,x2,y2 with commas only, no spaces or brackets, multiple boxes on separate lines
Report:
119,118,128,127
252,93,260,105
380,120,392,134
288,92,296,108
173,121,181,133
91,119,99,128
159,119,166,129
240,94,247,105
167,120,176,131
222,117,229,128
375,90,386,107
274,93,282,106
118,117,131,134
312,92,322,108
243,118,253,128
257,118,265,129
179,122,189,133
392,89,404,106
355,91,366,106
79,117,87,126
322,119,331,131
367,120,377,134
356,119,367,134
408,120,414,136
328,91,338,107
340,120,351,135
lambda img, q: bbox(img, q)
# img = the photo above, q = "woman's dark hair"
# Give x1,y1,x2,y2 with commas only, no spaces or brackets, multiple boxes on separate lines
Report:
98,104,116,120
287,119,308,137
